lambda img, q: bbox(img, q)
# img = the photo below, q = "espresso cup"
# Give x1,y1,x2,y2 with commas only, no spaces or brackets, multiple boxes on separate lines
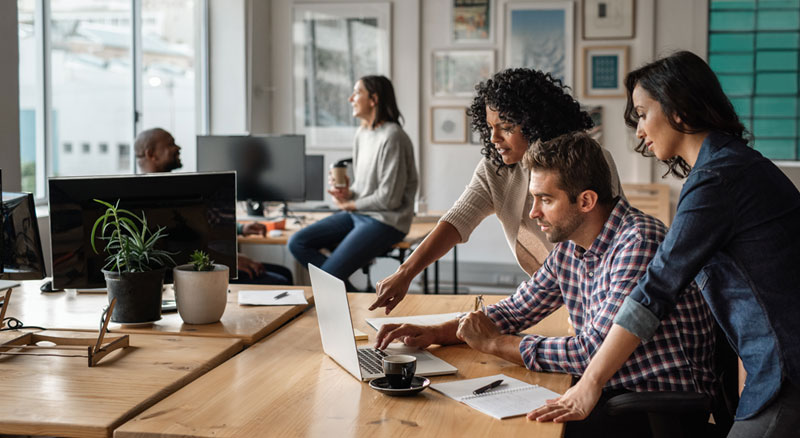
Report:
383,354,417,389
331,165,348,188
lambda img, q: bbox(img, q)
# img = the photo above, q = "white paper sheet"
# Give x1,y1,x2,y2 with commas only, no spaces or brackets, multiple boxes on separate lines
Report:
365,312,461,331
238,289,308,306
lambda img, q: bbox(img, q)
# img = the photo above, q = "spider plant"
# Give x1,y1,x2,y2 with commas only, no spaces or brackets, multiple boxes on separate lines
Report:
90,199,176,273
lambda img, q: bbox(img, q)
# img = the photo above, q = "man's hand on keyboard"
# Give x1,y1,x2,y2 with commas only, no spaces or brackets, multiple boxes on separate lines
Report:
375,323,436,350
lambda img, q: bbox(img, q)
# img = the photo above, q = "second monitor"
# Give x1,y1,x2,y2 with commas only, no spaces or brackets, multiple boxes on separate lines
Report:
197,135,306,215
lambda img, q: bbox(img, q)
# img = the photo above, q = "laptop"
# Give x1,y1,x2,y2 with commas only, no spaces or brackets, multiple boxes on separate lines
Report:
309,264,457,381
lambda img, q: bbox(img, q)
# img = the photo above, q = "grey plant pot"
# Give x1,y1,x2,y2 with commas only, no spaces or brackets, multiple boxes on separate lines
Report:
103,268,166,324
173,264,229,324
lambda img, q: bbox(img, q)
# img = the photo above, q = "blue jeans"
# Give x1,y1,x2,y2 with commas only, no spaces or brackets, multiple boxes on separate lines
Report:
288,212,405,290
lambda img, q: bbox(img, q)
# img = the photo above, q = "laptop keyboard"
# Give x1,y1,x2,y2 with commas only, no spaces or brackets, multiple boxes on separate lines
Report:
357,348,387,375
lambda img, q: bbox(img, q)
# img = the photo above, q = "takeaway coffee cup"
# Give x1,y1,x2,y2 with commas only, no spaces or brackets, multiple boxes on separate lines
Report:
331,163,348,188
383,354,417,389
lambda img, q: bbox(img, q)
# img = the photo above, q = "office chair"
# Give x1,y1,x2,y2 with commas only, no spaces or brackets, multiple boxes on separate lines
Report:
605,323,739,438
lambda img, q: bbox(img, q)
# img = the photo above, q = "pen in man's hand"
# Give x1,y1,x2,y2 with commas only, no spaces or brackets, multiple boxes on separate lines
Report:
273,291,290,300
473,379,504,395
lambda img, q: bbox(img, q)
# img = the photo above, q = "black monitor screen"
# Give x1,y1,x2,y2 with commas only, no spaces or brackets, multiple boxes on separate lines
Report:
1,192,47,280
197,135,306,203
48,172,237,289
305,155,325,202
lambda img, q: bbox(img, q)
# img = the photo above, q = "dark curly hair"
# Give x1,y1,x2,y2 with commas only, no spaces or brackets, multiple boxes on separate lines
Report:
624,51,747,178
467,68,593,171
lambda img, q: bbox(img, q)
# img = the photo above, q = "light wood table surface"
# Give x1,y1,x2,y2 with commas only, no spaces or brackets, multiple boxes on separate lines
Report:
0,329,242,438
116,294,573,438
238,212,440,249
4,280,313,346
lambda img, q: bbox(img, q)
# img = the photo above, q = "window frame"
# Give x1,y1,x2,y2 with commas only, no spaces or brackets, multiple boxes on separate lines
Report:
20,0,209,203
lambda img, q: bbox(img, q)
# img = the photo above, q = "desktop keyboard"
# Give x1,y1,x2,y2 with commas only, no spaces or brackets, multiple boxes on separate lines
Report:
357,348,387,374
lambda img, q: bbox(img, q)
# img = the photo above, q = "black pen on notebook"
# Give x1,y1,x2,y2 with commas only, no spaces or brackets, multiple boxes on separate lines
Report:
473,379,504,395
273,291,290,300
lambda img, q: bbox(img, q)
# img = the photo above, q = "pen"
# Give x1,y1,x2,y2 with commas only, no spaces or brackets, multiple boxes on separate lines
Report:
474,295,486,313
274,291,289,300
473,379,503,395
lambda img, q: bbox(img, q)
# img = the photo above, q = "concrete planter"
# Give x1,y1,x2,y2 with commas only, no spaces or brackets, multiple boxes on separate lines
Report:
173,264,229,324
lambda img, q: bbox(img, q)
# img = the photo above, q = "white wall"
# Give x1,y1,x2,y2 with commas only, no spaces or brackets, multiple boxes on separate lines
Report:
1,1,21,192
208,0,249,134
421,0,656,265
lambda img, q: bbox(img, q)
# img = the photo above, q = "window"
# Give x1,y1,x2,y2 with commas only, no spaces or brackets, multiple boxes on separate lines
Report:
17,0,206,199
709,0,800,161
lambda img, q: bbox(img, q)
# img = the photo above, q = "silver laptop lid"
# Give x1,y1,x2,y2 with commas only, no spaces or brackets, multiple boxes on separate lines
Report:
308,264,363,380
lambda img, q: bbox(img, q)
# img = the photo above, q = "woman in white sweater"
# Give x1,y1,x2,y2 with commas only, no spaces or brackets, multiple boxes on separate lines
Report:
370,68,622,313
289,75,417,291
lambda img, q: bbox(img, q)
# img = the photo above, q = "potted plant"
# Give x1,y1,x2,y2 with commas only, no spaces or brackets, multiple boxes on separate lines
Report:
172,250,229,324
91,199,175,324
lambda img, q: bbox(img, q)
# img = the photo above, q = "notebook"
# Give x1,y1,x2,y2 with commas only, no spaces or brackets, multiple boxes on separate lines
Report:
430,374,561,420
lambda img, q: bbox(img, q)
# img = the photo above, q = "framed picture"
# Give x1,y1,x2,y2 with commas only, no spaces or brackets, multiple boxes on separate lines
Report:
433,49,495,97
582,105,603,144
505,2,574,87
292,3,391,148
470,128,483,145
583,0,635,40
582,46,628,97
451,0,494,44
431,107,467,144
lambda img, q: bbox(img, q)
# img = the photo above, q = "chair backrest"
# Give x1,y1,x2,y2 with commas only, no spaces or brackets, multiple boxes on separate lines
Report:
623,183,672,226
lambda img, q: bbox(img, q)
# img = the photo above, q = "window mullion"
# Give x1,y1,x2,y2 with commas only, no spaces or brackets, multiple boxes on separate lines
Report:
36,0,51,199
132,0,143,173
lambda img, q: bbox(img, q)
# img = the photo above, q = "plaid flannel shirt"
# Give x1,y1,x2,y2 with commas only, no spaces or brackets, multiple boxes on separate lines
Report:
487,198,715,394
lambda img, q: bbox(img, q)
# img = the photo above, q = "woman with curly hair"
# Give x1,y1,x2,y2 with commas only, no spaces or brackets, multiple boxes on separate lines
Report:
370,68,623,313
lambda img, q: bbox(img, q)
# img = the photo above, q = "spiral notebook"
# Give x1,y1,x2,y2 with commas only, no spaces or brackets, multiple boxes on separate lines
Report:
430,374,561,420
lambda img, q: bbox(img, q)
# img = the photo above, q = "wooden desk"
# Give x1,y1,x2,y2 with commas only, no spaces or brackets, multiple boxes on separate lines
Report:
4,280,313,346
0,330,242,438
239,213,459,293
116,294,572,438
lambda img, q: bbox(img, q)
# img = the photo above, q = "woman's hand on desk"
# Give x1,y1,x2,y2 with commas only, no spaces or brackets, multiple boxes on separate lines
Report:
527,376,602,423
370,270,412,314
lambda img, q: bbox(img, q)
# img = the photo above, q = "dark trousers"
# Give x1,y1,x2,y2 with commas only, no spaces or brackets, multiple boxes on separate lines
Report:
288,212,405,291
232,263,293,285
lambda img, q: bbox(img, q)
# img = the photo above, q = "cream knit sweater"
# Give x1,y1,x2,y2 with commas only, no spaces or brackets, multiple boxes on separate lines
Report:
440,149,623,275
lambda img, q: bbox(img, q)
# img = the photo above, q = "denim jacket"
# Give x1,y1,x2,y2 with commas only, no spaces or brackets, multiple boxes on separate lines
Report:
615,131,800,420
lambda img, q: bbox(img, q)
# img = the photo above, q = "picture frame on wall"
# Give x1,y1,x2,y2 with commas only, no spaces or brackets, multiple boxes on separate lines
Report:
505,1,574,87
433,49,495,97
451,0,494,44
583,0,635,40
431,107,467,144
292,2,391,149
582,46,628,98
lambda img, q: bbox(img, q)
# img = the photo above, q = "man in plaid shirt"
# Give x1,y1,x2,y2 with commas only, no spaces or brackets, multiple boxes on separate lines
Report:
376,131,714,436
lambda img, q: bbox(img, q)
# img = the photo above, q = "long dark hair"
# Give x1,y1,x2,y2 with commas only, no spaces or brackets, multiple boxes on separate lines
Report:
468,68,593,171
359,75,403,128
624,51,747,178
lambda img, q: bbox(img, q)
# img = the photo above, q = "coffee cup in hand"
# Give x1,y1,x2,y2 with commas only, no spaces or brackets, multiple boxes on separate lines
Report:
331,164,348,188
383,354,416,389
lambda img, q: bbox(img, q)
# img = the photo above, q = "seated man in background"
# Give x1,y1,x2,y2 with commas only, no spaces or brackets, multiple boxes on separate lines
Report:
135,128,292,285
375,131,714,437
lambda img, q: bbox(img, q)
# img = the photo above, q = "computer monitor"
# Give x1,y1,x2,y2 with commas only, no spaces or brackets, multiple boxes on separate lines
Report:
196,135,306,214
1,191,47,280
305,155,325,202
48,172,237,289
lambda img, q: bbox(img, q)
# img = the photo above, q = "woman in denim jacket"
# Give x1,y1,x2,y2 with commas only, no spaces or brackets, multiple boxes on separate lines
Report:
530,51,800,437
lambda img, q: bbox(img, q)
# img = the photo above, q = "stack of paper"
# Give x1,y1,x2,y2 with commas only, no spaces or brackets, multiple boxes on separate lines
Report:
238,289,307,306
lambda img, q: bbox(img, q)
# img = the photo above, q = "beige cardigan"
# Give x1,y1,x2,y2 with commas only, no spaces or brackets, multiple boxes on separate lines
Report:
440,149,623,275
